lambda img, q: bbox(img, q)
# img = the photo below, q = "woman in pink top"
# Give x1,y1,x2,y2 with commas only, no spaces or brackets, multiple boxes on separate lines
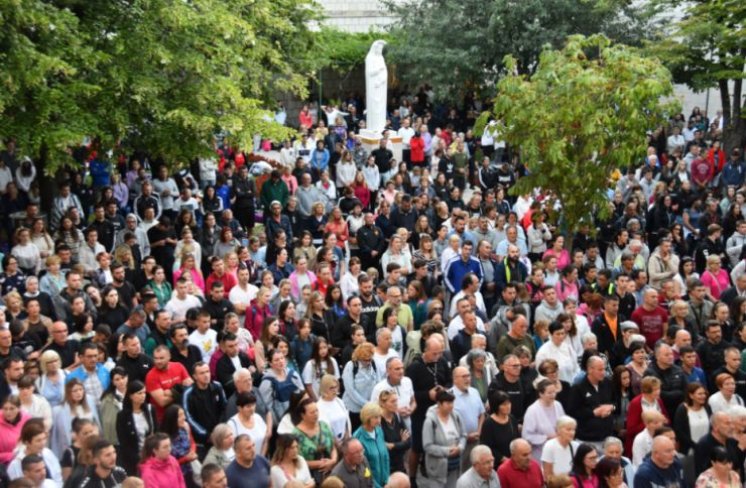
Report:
701,255,730,300
543,236,571,271
0,396,30,464
571,443,600,488
173,253,205,293
139,433,187,488
555,265,580,303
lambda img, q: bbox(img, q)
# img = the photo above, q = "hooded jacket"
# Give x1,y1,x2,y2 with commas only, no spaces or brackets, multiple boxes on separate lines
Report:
0,411,30,464
417,404,467,488
139,455,187,488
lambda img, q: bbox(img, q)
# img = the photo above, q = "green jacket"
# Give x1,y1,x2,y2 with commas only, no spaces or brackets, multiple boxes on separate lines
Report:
260,178,290,209
353,425,390,488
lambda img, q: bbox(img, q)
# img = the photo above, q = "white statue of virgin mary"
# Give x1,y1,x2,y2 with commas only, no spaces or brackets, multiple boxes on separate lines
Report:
365,40,388,135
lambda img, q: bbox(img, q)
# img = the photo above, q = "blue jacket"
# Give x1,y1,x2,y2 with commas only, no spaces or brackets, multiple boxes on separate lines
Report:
722,161,746,187
66,364,111,391
444,256,483,293
310,148,330,171
353,425,390,488
633,455,683,488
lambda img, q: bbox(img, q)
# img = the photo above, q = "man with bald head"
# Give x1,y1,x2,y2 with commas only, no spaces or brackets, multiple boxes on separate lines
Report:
631,288,668,350
568,355,615,449
497,439,543,488
634,436,683,488
405,335,452,478
644,343,686,417
451,366,485,471
694,411,745,475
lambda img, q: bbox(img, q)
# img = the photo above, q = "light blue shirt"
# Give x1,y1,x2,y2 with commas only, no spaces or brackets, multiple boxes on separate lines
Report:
451,386,485,434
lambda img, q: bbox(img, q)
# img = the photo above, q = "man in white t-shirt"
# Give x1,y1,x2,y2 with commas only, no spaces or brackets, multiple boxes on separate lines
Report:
370,357,415,428
165,278,202,323
372,328,398,380
228,267,258,325
188,310,217,363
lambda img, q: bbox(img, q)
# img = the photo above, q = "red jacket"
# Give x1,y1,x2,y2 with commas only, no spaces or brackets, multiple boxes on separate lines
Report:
707,147,727,174
624,393,669,456
410,135,425,163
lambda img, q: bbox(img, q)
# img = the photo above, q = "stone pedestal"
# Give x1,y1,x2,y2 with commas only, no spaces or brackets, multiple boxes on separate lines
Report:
359,130,403,167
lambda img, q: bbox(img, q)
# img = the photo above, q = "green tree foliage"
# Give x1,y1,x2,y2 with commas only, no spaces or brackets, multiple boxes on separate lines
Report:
490,35,678,231
383,0,651,98
0,0,319,173
647,0,746,152
316,29,393,74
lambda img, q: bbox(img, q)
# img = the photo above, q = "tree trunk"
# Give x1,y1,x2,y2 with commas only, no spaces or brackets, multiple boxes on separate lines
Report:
721,80,746,155
35,144,56,213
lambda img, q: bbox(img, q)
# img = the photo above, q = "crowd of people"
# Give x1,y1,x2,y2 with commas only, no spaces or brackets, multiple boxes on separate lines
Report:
0,89,741,488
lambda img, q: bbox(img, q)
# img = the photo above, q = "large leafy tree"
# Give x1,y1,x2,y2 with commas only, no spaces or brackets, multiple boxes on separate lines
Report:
647,0,746,153
0,0,319,173
383,0,651,98
489,35,678,231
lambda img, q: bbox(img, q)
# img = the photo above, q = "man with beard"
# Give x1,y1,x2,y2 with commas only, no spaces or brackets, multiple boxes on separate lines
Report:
88,203,116,252
116,213,151,259
169,323,203,375
264,199,293,244
145,345,193,422
332,295,372,354
111,262,137,311
357,274,382,342
52,270,96,323
357,213,386,272
495,244,527,293
147,216,178,282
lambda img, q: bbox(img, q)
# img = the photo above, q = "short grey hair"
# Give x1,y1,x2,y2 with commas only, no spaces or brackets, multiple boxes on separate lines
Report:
233,367,252,383
603,436,623,449
581,332,597,346
509,438,529,454
470,444,492,464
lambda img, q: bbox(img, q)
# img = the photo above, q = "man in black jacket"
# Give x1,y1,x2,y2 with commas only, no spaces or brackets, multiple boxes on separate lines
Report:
78,440,128,487
406,336,451,475
644,343,687,417
116,334,154,383
488,354,533,423
711,347,746,399
231,164,257,232
332,295,372,354
568,355,615,447
694,411,746,477
183,362,227,453
216,333,253,397
357,213,386,272
697,320,731,383
371,139,393,174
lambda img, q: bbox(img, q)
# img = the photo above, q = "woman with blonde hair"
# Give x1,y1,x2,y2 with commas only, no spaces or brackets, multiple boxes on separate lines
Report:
381,235,411,277
353,402,390,488
174,227,202,270
50,378,100,459
341,342,378,431
173,252,205,292
36,350,67,407
316,374,350,441
30,218,54,261
378,389,410,473
113,244,135,270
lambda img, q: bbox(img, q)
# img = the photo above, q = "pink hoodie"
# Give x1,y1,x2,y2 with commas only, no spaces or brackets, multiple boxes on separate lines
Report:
0,411,30,464
139,455,187,488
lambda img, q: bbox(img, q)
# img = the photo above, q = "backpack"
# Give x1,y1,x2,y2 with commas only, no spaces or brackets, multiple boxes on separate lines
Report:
266,374,298,403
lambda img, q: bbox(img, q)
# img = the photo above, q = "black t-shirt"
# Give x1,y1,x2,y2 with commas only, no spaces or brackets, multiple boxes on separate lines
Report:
48,340,80,369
